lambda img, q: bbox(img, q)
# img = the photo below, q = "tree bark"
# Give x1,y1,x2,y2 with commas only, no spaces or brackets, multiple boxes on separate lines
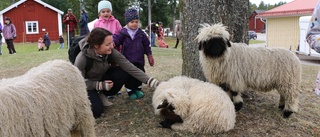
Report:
181,0,249,81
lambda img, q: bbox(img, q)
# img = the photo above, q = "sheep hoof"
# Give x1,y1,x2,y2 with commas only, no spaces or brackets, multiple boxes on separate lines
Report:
278,105,285,110
283,110,293,118
234,102,243,111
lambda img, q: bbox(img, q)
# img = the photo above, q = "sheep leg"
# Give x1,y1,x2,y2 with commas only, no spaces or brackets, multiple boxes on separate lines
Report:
277,87,299,118
219,84,243,111
231,90,243,111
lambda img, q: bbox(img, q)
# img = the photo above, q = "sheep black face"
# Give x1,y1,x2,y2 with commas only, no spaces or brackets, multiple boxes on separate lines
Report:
199,37,231,58
157,99,183,129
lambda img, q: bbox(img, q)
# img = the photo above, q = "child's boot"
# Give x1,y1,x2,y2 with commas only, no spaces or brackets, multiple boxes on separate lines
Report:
127,88,138,100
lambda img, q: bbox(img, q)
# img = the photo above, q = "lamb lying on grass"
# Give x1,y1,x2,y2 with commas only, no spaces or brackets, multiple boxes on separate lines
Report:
0,60,96,137
152,76,236,134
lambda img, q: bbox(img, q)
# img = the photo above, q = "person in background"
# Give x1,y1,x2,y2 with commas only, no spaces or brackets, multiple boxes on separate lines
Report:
113,8,154,100
2,17,16,54
74,27,159,118
58,35,65,49
38,37,44,51
0,22,2,55
146,22,158,47
157,22,169,48
43,32,51,50
63,8,78,47
174,20,182,49
80,9,90,36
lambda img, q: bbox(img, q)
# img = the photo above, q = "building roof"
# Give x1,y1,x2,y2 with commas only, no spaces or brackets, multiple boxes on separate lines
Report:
259,0,318,17
255,10,266,14
0,0,64,15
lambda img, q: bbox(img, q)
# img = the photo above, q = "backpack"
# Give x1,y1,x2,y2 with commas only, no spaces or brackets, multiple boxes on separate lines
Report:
68,35,93,72
316,70,320,96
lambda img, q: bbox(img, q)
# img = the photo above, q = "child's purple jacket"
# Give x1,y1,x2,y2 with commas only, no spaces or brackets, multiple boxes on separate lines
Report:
113,28,151,66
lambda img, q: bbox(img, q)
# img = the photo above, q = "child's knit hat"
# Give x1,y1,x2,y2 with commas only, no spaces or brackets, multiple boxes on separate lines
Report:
98,0,112,13
125,8,139,24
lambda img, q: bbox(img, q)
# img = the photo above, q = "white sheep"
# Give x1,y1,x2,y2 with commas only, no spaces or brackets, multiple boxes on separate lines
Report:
0,60,96,137
196,23,301,118
152,76,236,134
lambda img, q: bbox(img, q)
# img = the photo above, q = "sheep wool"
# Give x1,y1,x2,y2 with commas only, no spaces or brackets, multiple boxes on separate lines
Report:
196,23,301,118
0,60,96,137
153,76,236,134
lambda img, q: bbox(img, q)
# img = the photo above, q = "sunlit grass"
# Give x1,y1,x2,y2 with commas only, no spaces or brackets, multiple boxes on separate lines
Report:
249,39,265,44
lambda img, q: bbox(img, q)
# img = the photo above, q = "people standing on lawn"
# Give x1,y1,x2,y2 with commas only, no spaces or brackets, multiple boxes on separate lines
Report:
146,22,158,47
157,22,169,48
74,27,159,118
80,9,89,36
113,8,155,100
2,17,17,54
38,37,44,51
43,32,51,50
0,22,2,55
63,8,78,47
58,35,65,49
174,20,182,49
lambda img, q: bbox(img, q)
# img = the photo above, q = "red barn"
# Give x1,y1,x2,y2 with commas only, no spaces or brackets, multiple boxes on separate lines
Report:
0,0,64,43
249,10,266,33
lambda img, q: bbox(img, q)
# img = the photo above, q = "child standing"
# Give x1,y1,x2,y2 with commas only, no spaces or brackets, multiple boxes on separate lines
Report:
94,0,122,35
58,35,64,49
38,37,44,51
113,8,154,100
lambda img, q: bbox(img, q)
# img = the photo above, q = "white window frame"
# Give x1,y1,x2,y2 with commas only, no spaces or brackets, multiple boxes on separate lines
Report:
25,21,39,34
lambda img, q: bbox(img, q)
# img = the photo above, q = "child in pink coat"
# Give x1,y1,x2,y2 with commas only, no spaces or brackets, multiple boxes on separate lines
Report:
38,37,44,51
94,0,122,35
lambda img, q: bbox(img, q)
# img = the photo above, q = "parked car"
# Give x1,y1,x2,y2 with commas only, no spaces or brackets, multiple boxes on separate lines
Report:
248,31,257,40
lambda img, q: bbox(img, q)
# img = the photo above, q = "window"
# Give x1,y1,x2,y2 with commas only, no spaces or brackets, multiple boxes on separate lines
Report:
25,21,39,34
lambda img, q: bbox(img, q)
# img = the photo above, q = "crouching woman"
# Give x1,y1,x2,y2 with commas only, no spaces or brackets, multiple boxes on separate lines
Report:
74,28,159,118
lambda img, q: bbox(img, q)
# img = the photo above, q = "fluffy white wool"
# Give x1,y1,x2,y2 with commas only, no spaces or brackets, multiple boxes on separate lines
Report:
153,76,236,134
197,23,301,116
0,60,96,137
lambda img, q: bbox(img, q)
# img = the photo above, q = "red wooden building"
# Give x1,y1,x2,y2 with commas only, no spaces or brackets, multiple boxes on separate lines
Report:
0,0,64,43
249,10,266,33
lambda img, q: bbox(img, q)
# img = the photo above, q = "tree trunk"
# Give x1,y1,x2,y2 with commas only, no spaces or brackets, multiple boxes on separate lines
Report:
181,0,249,81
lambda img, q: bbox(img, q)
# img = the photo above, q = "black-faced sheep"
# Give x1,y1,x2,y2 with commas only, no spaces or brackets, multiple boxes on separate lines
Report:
152,76,236,134
196,23,301,118
0,60,96,137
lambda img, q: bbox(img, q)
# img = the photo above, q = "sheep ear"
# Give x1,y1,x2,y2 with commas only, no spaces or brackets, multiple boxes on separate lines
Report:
157,99,169,109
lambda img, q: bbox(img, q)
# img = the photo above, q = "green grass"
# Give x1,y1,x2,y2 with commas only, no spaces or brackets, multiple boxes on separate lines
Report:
1,37,319,137
249,39,265,44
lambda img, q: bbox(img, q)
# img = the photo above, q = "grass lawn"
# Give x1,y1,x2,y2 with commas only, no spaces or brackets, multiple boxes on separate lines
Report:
0,37,320,136
249,39,265,44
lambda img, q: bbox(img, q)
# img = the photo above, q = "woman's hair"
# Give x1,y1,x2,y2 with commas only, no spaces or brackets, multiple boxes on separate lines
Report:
87,28,113,48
